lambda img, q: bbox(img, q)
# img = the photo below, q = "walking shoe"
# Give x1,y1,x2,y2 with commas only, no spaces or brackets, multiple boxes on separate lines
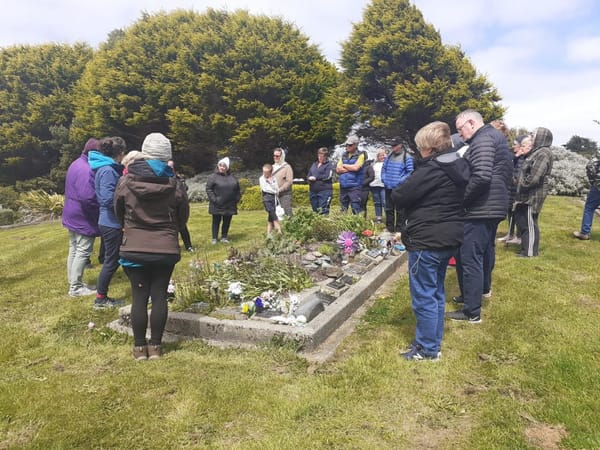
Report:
482,290,492,298
147,344,162,360
221,238,230,244
497,234,511,242
447,310,481,323
69,285,96,297
573,231,590,240
452,295,464,304
505,237,521,245
93,297,125,309
133,345,148,361
186,246,195,252
401,346,440,361
211,239,218,245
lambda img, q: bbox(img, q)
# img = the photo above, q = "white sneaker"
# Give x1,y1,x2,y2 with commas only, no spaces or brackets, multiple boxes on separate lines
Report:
482,290,492,298
497,234,510,242
68,286,96,297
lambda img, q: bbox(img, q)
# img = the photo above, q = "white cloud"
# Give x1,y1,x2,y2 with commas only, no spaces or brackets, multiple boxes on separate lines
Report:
567,36,600,63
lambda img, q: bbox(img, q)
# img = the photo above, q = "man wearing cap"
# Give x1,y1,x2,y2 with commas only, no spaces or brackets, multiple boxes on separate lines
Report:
62,138,101,297
382,138,414,232
336,135,365,214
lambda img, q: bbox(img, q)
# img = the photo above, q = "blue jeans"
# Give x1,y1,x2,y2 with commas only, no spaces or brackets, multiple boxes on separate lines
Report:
455,219,500,317
408,249,455,356
309,190,332,215
370,187,385,217
97,225,122,296
580,185,600,235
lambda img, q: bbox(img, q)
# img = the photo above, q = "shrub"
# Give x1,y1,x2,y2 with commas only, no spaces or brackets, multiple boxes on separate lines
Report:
283,208,371,243
18,190,64,221
0,209,15,225
0,186,20,211
548,147,588,196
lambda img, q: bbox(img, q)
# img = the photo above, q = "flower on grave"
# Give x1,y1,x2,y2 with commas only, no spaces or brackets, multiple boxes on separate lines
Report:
361,229,373,237
227,281,243,300
189,259,203,270
260,290,277,308
167,279,176,294
240,301,256,317
254,297,264,312
337,231,360,255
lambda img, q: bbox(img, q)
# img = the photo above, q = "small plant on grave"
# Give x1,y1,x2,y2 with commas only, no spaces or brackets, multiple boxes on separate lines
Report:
317,243,335,257
282,207,320,242
264,232,301,255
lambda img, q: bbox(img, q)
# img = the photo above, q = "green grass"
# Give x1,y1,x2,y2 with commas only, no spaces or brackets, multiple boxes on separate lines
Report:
1,197,599,449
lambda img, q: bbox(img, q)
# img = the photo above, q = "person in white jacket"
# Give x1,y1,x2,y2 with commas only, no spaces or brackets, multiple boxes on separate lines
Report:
259,164,282,235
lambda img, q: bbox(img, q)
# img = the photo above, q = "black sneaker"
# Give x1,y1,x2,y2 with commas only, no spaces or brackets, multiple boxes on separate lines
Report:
94,297,124,309
447,310,481,323
401,346,440,361
452,295,464,304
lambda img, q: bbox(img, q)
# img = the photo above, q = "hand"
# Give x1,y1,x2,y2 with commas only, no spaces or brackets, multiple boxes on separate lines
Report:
308,176,316,181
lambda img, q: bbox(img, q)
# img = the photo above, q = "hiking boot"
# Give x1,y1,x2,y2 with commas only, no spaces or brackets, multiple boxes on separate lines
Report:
93,297,125,309
573,231,590,240
401,346,440,361
147,344,162,360
133,345,148,361
69,285,96,297
452,295,464,304
447,310,481,323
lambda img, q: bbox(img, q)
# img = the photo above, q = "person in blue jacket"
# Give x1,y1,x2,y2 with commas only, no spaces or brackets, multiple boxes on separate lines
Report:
336,135,365,214
382,138,414,232
89,136,126,309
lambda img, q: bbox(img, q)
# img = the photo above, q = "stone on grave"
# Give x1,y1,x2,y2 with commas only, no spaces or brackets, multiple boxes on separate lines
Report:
295,294,325,322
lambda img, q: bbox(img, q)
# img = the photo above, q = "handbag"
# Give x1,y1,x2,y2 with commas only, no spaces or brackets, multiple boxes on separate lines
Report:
275,196,285,221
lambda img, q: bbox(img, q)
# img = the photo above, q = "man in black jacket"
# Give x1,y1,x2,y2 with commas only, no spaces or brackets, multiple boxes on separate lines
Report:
448,110,512,323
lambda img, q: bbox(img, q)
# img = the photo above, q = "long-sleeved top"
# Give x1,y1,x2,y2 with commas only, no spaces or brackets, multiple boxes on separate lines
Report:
514,127,554,214
382,150,414,189
273,151,293,193
89,151,123,229
392,149,470,252
62,153,100,237
369,161,384,187
461,124,512,219
114,159,189,263
260,175,279,195
307,160,334,193
206,169,241,216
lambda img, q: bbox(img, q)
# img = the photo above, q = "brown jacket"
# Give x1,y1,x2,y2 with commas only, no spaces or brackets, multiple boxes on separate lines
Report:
114,160,189,258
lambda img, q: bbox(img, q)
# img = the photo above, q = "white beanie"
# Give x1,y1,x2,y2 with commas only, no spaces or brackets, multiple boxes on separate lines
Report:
218,157,230,169
141,133,172,161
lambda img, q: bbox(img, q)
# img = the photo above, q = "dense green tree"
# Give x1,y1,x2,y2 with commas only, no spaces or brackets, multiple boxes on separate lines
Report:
339,0,504,143
0,43,93,186
71,9,339,173
564,135,597,156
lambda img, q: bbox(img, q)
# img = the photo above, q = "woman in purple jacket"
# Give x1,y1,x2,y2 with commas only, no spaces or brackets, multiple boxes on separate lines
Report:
62,138,101,297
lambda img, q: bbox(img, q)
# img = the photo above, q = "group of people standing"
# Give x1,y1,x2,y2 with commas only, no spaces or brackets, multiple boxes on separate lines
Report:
394,110,555,361
63,133,190,360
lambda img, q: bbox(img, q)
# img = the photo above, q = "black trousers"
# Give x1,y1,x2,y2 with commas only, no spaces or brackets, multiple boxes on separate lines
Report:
514,203,539,257
124,265,175,346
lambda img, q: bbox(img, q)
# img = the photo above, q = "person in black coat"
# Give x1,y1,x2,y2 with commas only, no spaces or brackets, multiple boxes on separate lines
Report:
392,121,470,360
205,157,241,244
449,110,512,323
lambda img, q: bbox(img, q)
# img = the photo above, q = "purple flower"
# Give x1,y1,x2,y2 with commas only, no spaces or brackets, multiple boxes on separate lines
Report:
254,297,264,312
337,231,359,254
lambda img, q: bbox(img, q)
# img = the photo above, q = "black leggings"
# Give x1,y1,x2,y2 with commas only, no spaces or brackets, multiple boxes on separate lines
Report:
124,265,175,346
211,214,232,240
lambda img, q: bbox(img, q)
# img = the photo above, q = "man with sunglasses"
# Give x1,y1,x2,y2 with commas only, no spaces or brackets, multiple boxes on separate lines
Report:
448,110,512,323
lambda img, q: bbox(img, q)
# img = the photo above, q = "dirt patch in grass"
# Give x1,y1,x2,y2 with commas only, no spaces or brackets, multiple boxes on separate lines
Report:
524,423,568,449
575,295,600,309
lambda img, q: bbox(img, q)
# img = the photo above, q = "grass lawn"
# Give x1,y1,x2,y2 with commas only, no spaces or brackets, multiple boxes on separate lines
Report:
0,196,599,449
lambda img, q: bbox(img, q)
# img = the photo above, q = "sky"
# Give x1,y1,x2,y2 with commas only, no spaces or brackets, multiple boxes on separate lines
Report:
1,0,599,146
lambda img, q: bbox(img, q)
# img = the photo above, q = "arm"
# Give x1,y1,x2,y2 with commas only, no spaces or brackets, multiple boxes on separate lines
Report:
391,167,437,210
463,139,495,207
205,175,217,203
95,167,119,210
519,150,553,191
113,178,125,227
277,165,294,191
343,153,364,172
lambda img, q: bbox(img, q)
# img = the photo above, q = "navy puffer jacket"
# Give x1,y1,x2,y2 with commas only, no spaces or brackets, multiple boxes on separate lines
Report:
462,124,512,220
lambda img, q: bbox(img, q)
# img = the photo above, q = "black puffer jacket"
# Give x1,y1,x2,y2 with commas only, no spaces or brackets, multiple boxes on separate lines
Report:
462,124,512,220
392,149,470,251
206,169,241,216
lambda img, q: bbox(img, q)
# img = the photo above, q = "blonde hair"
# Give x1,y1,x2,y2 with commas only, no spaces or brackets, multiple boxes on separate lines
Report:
414,121,452,154
376,148,387,158
121,150,146,167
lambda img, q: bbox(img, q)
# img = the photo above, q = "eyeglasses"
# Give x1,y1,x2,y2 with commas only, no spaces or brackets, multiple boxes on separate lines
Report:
273,154,281,158
456,120,471,132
